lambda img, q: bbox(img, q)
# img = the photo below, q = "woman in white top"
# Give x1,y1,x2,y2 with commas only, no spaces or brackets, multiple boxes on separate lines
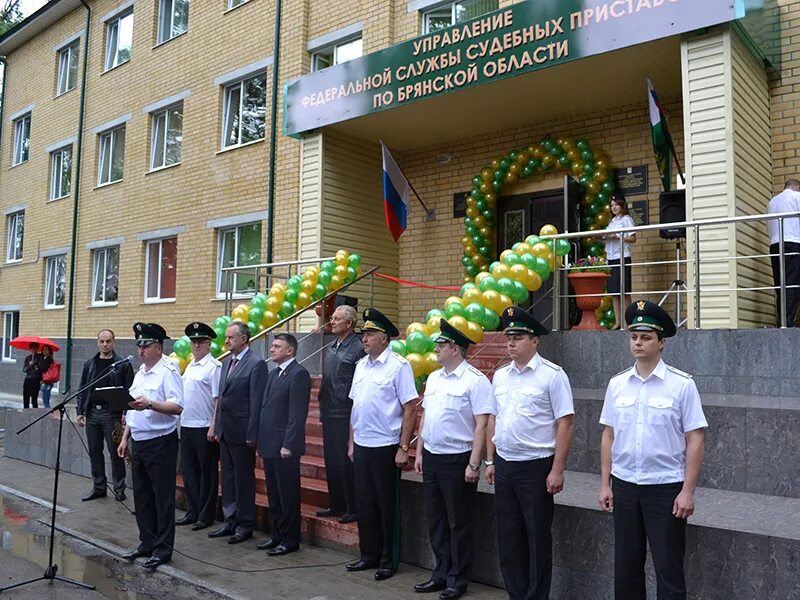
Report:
601,195,637,329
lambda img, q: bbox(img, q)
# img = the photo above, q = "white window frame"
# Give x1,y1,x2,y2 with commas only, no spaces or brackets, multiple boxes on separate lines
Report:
422,0,498,34
50,145,73,200
221,72,266,149
12,113,31,165
97,125,126,185
311,37,362,72
104,9,133,71
216,223,261,297
144,237,177,302
157,0,189,44
5,211,24,263
1,311,19,362
91,246,120,306
44,255,67,309
56,41,80,95
227,0,249,9
150,103,183,170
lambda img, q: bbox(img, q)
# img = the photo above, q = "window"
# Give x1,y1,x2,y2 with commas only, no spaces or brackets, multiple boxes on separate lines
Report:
50,146,72,200
150,103,183,169
44,255,67,308
422,0,498,33
12,113,31,165
227,0,248,8
105,10,133,70
221,73,266,149
56,41,79,95
5,211,24,263
92,246,119,304
1,311,19,361
311,37,362,71
145,237,177,300
217,223,261,295
98,126,125,185
157,0,189,44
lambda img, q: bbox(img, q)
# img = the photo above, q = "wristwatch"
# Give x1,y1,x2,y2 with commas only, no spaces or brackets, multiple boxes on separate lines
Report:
399,443,409,452
147,400,153,410
484,460,495,467
468,462,480,472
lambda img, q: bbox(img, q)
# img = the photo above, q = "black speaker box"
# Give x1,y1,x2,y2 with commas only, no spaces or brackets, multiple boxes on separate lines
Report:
659,189,686,239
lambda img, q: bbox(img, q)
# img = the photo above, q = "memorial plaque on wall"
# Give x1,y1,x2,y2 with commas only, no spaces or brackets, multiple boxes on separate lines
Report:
614,166,648,196
453,192,469,218
630,200,649,226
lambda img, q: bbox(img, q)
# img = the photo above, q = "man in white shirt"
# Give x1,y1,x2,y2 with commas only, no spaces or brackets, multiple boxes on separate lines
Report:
485,306,574,600
177,322,221,531
599,301,708,600
766,179,800,326
117,322,184,571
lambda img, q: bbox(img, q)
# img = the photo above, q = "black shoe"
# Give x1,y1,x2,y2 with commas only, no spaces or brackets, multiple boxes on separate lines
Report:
346,559,378,572
316,508,343,518
191,522,209,531
256,537,282,550
208,526,235,538
114,490,126,502
439,587,466,600
82,490,106,502
121,548,151,561
227,532,252,544
415,579,447,593
142,556,169,571
375,568,395,581
175,515,195,526
266,544,299,556
338,513,357,524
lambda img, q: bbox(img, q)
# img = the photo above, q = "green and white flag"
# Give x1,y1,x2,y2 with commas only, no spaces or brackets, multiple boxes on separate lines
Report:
648,78,673,192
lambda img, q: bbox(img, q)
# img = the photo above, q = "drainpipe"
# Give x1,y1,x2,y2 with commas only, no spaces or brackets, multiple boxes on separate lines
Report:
265,0,282,266
64,0,91,393
0,57,6,159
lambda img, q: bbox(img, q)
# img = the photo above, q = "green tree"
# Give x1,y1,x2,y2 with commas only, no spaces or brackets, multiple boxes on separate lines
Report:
0,1,22,36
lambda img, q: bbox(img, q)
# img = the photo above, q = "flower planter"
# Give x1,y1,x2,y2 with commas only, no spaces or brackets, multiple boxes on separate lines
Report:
567,272,609,331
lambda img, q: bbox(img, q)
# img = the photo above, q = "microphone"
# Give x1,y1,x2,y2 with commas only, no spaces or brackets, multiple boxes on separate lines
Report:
111,355,133,368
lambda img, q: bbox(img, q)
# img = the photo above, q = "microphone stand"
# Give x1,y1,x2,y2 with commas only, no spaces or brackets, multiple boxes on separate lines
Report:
0,362,128,593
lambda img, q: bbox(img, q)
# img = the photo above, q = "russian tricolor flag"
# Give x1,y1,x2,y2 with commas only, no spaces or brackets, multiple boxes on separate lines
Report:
381,142,409,242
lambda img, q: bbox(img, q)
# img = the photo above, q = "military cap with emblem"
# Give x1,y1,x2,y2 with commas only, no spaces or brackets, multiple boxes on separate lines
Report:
436,318,473,350
361,308,400,338
133,322,169,346
625,300,676,338
501,305,549,336
185,321,216,340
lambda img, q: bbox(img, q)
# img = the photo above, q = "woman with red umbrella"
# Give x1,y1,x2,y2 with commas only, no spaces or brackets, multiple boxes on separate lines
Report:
21,342,43,409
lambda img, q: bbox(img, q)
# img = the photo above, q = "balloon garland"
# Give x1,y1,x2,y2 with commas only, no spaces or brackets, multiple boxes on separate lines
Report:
168,250,363,373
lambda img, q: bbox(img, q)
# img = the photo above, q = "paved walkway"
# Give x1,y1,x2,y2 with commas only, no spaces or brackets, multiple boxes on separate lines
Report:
0,454,507,600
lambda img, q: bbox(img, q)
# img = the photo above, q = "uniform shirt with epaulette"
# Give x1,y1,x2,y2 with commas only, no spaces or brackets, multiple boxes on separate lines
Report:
127,355,184,442
348,346,418,447
421,360,495,455
181,352,221,428
491,352,574,461
599,359,708,485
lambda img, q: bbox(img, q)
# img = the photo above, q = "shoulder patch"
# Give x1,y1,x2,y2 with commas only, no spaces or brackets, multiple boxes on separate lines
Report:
540,358,563,371
391,353,409,365
210,357,222,367
466,365,484,377
666,365,693,379
163,360,177,372
613,366,633,379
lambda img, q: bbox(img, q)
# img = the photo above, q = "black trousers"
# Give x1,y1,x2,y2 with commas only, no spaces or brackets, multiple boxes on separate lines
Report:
423,450,476,591
353,443,400,570
770,242,800,327
263,455,302,548
495,455,554,600
180,426,219,525
612,476,687,600
22,378,40,409
321,417,356,514
219,437,256,535
86,406,126,494
130,430,178,560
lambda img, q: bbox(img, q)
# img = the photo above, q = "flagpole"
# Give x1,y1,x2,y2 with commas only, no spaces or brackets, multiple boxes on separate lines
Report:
380,140,434,219
666,135,686,185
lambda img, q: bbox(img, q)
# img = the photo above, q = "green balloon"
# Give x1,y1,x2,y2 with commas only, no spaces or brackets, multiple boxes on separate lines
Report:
512,281,528,302
461,255,473,268
348,254,362,268
426,308,445,322
460,282,477,297
445,302,466,319
478,276,498,292
503,252,522,267
280,301,294,317
321,260,335,273
428,331,441,349
287,276,302,291
247,320,260,337
525,235,541,246
210,341,221,357
556,239,571,257
465,264,479,277
317,270,332,286
284,288,298,304
489,261,501,272
406,332,429,355
484,307,500,331
346,266,358,283
604,309,615,321
497,277,516,297
465,302,485,323
532,257,550,277
521,253,536,269
250,295,266,310
587,242,604,257
214,325,226,342
213,316,228,329
415,375,426,394
248,307,264,324
390,340,408,356
314,283,327,299
173,338,191,359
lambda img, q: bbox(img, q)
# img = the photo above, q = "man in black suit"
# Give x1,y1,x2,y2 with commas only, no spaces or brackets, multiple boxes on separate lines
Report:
253,333,311,556
209,321,268,544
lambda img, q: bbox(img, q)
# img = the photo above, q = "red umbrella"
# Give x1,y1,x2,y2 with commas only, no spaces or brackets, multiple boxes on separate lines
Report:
35,337,60,352
9,336,60,352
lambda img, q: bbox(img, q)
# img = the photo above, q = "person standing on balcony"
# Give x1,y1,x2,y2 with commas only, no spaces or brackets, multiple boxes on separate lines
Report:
316,305,364,524
209,321,268,544
601,194,637,329
599,300,707,600
253,333,311,556
177,322,221,532
345,308,418,581
485,306,575,600
767,179,800,327
413,319,495,600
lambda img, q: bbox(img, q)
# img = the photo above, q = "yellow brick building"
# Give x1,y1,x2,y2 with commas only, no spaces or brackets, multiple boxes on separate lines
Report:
0,0,789,393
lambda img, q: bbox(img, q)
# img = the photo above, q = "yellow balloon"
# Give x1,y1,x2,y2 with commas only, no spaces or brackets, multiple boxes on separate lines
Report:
515,243,532,256
466,321,484,343
406,353,425,378
270,283,286,297
330,274,344,289
531,243,551,259
444,296,464,307
232,304,250,321
334,265,348,279
540,224,559,237
509,264,528,282
266,295,282,313
449,316,469,336
427,315,443,331
406,322,427,337
481,290,502,314
492,263,511,279
500,249,513,262
462,288,482,304
423,351,441,373
335,249,350,266
526,270,543,292
302,269,316,281
295,292,311,308
262,311,278,327
600,296,612,311
475,271,492,284
498,294,513,312
300,279,315,294
168,352,179,361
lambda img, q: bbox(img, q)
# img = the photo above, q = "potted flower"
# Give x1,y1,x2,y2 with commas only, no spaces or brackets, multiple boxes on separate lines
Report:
567,256,610,331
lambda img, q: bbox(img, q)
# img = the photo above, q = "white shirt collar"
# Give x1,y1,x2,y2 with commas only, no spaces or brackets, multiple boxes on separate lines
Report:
277,357,295,371
631,358,667,382
442,359,468,378
367,346,392,365
510,352,541,374
232,346,249,361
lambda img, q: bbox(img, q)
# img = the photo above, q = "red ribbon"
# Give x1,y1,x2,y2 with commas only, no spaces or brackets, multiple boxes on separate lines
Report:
374,272,461,291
